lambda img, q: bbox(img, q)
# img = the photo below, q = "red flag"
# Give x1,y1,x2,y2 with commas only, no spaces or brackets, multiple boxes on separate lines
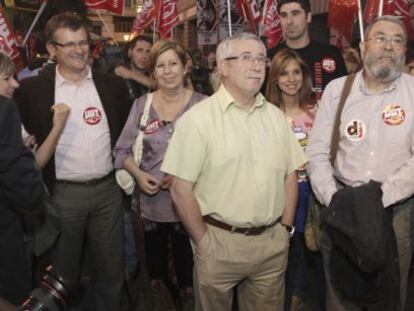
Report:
84,0,125,15
157,0,179,39
363,0,378,24
131,0,156,35
328,0,358,44
364,0,414,38
383,0,414,38
236,0,262,34
0,5,23,71
262,0,282,48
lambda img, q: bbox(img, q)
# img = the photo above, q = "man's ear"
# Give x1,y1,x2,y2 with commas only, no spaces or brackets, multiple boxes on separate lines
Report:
218,60,229,78
46,42,56,59
127,48,132,60
359,40,366,59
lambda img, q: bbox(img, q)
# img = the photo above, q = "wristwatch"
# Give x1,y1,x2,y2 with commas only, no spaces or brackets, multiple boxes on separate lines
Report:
280,222,295,238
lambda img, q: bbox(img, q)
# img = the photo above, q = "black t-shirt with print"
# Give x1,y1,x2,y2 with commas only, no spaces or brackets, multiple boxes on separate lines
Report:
264,40,348,99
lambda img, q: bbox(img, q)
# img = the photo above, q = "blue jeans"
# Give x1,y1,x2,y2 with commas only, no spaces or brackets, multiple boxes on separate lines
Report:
285,233,307,310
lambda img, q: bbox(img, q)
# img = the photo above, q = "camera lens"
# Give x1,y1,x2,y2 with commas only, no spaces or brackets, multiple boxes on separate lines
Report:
19,269,69,311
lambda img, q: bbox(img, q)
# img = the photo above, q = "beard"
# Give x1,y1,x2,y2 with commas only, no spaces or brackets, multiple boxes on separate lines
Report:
364,51,405,83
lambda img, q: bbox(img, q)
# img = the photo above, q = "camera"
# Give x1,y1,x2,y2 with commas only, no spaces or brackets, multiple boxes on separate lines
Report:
19,267,70,311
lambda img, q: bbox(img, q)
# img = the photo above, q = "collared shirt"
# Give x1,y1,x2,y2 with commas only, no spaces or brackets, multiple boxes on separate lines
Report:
161,84,306,227
306,71,414,207
54,66,113,181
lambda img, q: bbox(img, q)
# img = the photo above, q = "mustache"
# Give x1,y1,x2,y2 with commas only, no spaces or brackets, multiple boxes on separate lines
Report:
376,53,396,61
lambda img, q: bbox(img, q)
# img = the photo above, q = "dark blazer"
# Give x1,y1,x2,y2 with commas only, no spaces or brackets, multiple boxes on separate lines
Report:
14,69,132,191
0,96,44,304
321,181,400,310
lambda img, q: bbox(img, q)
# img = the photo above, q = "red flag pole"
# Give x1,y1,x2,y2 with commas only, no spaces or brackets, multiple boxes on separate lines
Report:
96,10,119,46
21,0,48,47
153,19,156,43
260,0,268,37
357,0,364,41
378,0,384,17
227,0,233,36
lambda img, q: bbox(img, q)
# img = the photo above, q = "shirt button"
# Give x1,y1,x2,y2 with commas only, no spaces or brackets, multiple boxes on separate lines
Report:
367,171,372,175
369,151,374,156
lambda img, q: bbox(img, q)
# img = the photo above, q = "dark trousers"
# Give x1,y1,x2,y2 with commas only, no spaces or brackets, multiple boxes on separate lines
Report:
52,176,124,311
322,197,414,311
144,221,193,289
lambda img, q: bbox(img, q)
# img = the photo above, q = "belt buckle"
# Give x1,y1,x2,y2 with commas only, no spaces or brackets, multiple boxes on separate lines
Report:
230,226,237,233
244,228,251,235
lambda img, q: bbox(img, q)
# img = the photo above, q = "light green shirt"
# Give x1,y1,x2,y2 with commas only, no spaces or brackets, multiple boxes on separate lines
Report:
161,85,307,227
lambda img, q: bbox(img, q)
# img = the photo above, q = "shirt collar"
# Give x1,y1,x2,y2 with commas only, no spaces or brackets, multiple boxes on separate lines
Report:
55,65,92,87
216,84,266,112
358,69,399,95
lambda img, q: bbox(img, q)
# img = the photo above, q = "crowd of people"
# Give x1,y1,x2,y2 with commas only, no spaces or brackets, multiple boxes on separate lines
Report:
0,0,414,311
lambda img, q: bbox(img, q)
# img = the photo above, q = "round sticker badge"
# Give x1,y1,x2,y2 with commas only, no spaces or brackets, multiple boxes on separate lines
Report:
382,104,405,126
83,107,102,125
144,119,161,134
322,57,336,73
345,119,366,141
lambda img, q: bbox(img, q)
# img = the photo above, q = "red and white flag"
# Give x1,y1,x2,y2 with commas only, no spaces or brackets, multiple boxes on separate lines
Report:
84,0,125,15
363,0,379,24
383,0,414,38
236,0,262,34
262,0,282,48
131,0,157,35
157,0,179,39
328,0,358,44
0,5,23,71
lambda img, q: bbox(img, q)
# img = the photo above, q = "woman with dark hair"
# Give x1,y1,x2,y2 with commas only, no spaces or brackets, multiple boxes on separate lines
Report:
266,48,316,311
114,39,206,309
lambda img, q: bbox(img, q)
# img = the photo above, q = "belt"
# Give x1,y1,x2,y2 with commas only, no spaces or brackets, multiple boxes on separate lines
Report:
203,215,280,236
56,171,114,186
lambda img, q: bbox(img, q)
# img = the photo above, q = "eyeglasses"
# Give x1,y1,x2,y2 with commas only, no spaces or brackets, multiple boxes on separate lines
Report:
366,35,406,49
224,53,270,67
52,40,90,50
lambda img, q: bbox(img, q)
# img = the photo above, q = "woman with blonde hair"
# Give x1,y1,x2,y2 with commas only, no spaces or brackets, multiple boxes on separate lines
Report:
114,39,206,309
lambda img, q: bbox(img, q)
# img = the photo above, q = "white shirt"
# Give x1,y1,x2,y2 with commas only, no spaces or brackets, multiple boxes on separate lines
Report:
54,66,113,181
306,71,414,207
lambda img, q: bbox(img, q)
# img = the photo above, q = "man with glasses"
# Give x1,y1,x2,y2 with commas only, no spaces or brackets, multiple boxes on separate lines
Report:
161,32,306,310
15,12,132,310
307,15,414,310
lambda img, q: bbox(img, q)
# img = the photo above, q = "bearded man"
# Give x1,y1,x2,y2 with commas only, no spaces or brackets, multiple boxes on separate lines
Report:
306,15,414,311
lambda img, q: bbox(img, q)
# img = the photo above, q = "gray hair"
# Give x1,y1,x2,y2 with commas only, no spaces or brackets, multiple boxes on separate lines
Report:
216,32,265,64
0,52,15,76
364,15,407,41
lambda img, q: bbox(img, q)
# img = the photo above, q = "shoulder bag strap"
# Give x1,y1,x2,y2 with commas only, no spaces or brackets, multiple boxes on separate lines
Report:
132,93,153,165
330,74,356,167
